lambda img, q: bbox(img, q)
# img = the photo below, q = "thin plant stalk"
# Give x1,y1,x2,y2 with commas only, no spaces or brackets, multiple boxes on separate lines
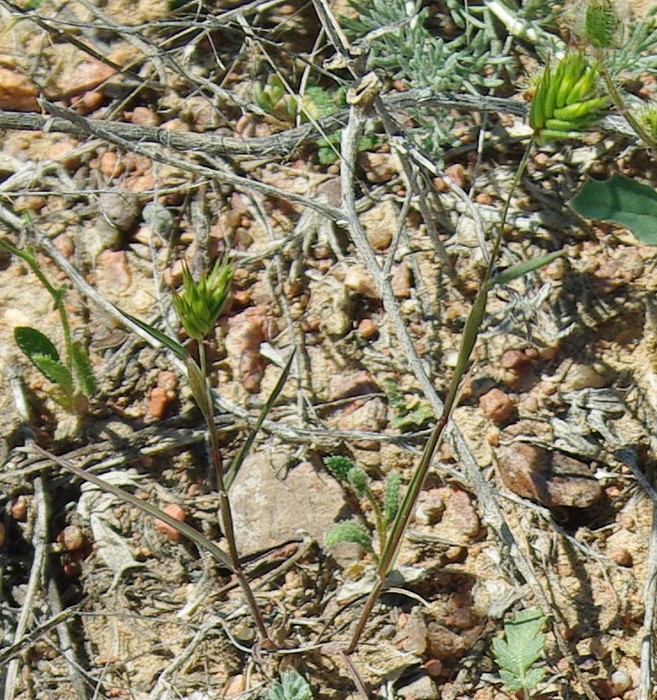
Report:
345,139,535,654
594,50,657,154
0,239,74,371
194,340,275,648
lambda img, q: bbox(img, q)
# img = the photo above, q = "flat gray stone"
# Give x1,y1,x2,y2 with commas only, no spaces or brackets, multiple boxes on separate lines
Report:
230,450,346,554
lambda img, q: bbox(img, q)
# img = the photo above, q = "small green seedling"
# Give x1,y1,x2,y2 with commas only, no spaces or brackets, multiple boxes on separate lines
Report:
253,75,337,125
324,455,400,563
383,379,433,432
492,608,547,699
1,240,96,411
266,668,312,700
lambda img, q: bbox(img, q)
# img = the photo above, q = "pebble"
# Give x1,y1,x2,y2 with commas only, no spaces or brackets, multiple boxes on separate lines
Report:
344,266,379,299
497,443,603,509
391,262,411,298
358,151,401,183
59,58,116,97
444,163,469,190
362,201,396,250
610,670,631,694
0,68,39,111
11,495,28,521
97,250,132,291
99,191,140,232
479,388,515,423
500,349,532,373
396,674,439,700
99,152,124,178
329,369,379,401
358,318,378,340
608,546,633,567
49,141,80,170
222,674,246,697
154,503,187,542
414,490,445,525
148,371,178,420
58,525,86,552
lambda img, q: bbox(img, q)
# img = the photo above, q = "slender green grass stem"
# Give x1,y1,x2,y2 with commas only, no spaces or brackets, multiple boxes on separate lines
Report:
595,50,657,155
346,138,535,654
196,342,274,648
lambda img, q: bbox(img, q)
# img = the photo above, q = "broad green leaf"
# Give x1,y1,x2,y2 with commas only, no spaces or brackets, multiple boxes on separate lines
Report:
570,174,657,245
14,326,60,364
325,521,374,553
71,341,97,398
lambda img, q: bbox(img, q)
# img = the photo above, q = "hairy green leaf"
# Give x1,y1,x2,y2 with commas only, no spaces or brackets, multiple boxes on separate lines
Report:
325,521,373,553
383,472,401,528
14,326,60,364
14,327,73,394
571,174,657,245
324,456,355,481
31,355,74,395
71,341,97,398
347,467,368,498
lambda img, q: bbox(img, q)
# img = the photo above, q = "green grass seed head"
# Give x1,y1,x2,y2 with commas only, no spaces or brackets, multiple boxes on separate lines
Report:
530,52,608,142
172,260,233,341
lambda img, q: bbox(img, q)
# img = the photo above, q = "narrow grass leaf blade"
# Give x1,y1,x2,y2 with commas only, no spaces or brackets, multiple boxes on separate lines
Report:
186,357,213,426
32,444,235,572
570,173,657,244
116,307,188,359
489,250,564,288
225,350,295,489
71,341,97,398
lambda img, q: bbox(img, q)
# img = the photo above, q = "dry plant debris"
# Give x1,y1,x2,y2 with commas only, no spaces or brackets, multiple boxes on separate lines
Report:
1,0,657,698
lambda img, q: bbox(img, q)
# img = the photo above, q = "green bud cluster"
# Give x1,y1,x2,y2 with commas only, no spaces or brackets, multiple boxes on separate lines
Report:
529,52,609,143
172,260,233,341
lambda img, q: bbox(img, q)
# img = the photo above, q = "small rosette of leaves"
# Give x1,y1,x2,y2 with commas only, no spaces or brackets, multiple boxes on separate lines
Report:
529,52,609,142
492,608,547,694
266,668,312,700
172,260,233,342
